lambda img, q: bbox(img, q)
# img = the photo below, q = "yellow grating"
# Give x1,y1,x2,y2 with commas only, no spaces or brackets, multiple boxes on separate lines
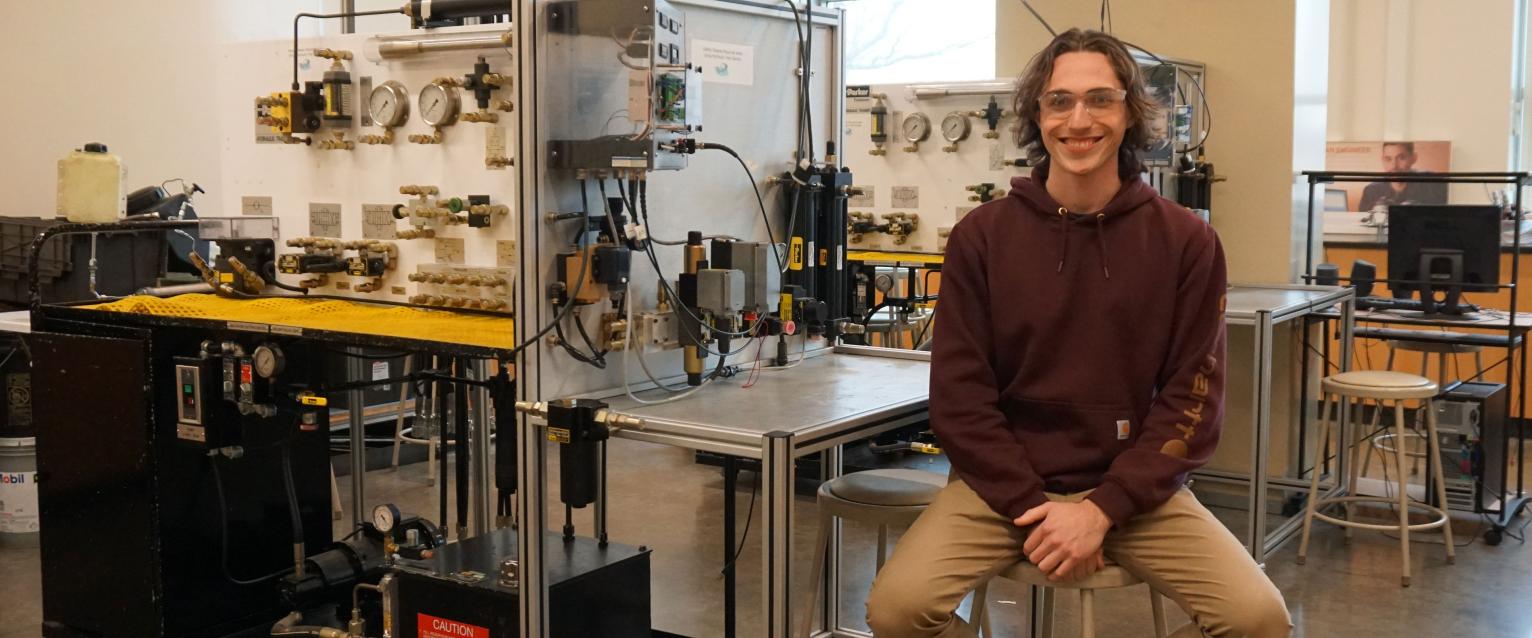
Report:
846,251,945,265
83,294,517,350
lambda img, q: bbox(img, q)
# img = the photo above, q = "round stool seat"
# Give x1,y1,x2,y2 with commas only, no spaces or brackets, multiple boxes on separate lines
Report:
998,560,1142,590
1322,371,1438,400
1389,336,1485,355
826,469,946,507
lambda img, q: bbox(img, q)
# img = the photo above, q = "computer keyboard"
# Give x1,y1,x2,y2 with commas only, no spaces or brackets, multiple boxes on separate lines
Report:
1356,296,1480,314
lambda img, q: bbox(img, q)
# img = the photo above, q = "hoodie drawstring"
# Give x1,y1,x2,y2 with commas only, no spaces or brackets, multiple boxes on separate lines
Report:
1056,208,1111,280
1056,208,1069,273
1095,213,1111,280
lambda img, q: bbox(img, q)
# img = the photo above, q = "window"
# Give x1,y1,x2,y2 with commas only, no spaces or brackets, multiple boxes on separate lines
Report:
840,0,997,85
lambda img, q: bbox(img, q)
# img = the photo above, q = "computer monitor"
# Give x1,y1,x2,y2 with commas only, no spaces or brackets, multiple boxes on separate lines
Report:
1324,188,1349,212
1387,205,1501,314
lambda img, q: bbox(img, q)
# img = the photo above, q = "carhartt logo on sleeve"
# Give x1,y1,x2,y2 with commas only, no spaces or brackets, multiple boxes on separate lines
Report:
1116,420,1130,440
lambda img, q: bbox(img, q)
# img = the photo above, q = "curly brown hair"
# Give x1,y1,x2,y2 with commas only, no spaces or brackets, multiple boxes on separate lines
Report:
1013,29,1162,172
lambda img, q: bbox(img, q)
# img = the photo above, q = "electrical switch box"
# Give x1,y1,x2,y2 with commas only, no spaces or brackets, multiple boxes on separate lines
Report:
174,357,230,447
697,269,744,315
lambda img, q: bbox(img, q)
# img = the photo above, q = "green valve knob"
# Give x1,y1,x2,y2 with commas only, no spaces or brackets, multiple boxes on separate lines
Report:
447,197,465,213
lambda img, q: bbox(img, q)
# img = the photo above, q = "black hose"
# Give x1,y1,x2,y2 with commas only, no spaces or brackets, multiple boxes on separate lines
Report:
280,444,305,556
435,367,449,540
454,359,470,535
210,456,293,586
264,261,311,295
292,9,405,90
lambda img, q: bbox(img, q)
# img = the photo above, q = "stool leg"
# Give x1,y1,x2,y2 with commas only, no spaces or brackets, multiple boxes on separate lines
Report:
797,507,834,638
1149,588,1168,638
971,582,989,637
1436,352,1448,389
1039,587,1056,638
426,434,437,486
1386,344,1396,370
876,524,889,572
330,462,343,520
1392,401,1412,587
1299,392,1333,564
1350,398,1382,543
1475,351,1484,380
1079,589,1095,638
1423,399,1456,564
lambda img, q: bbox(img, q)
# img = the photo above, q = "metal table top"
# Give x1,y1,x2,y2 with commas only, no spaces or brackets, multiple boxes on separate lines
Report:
600,346,931,459
1225,284,1353,325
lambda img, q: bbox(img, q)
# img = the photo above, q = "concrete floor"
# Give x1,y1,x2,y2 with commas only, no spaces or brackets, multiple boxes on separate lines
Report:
4,438,1532,638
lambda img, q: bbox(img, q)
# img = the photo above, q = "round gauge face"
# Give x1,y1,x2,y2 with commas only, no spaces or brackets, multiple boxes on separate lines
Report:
369,81,410,128
418,83,460,127
373,504,400,533
252,344,284,379
941,112,971,143
901,113,932,143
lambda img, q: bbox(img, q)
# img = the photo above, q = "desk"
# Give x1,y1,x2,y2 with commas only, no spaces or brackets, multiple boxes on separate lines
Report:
1196,284,1355,565
515,345,931,638
1320,306,1531,539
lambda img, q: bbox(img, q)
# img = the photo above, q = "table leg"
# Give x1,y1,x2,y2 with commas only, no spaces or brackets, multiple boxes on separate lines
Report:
824,446,844,636
724,456,738,638
763,432,795,638
516,408,548,638
1249,313,1274,564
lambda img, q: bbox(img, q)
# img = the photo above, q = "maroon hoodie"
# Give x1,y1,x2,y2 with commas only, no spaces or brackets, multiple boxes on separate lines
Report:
930,161,1227,526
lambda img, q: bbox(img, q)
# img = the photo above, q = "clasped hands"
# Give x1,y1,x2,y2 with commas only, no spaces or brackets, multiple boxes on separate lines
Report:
1013,500,1113,583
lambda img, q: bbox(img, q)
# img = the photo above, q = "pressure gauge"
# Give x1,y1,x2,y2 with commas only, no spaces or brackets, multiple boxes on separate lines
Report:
373,503,402,533
901,112,932,143
941,112,972,143
252,344,285,379
369,81,410,128
418,82,460,127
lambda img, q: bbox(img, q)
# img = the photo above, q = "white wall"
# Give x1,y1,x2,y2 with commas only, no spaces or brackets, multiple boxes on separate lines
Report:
0,0,323,218
997,0,1330,284
1328,0,1518,203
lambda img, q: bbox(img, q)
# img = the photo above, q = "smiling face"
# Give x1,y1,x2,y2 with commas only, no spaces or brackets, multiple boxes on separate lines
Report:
1037,52,1128,180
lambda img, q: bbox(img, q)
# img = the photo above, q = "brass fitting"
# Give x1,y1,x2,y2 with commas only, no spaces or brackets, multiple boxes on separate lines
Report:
446,274,468,285
869,146,887,157
299,275,329,289
226,257,266,291
400,185,441,196
984,131,1000,140
426,273,447,284
480,299,507,311
494,99,515,112
315,48,353,61
485,156,513,168
360,130,395,145
481,73,510,87
462,111,499,124
408,273,428,283
433,76,465,88
354,279,383,293
396,228,436,240
409,294,442,306
943,144,959,153
319,132,354,151
470,204,511,216
408,130,444,145
902,143,920,153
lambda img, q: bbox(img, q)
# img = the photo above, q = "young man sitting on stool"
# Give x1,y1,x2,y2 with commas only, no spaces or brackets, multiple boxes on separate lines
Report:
866,29,1292,638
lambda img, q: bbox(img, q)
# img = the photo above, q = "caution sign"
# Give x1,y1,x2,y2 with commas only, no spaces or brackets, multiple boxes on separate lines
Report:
417,613,488,638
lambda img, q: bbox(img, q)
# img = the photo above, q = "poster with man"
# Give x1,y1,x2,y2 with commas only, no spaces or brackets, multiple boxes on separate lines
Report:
1324,141,1452,212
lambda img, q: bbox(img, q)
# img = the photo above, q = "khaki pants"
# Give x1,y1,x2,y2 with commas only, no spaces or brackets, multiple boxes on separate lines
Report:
866,480,1292,637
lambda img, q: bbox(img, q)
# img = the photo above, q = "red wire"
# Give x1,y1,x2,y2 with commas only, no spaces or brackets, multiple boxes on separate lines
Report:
742,337,766,388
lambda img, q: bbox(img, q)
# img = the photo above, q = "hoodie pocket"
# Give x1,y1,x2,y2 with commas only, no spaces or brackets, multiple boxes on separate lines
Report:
1000,395,1136,468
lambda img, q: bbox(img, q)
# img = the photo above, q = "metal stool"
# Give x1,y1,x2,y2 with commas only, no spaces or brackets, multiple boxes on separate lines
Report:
1297,370,1455,586
972,560,1168,638
1372,338,1484,479
797,469,947,638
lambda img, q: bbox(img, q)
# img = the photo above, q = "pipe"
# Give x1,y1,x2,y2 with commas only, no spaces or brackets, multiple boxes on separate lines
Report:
136,282,214,297
908,81,1016,99
368,31,513,61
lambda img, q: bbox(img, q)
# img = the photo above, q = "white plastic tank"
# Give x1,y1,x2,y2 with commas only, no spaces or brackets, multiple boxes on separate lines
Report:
57,142,126,223
0,437,37,547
